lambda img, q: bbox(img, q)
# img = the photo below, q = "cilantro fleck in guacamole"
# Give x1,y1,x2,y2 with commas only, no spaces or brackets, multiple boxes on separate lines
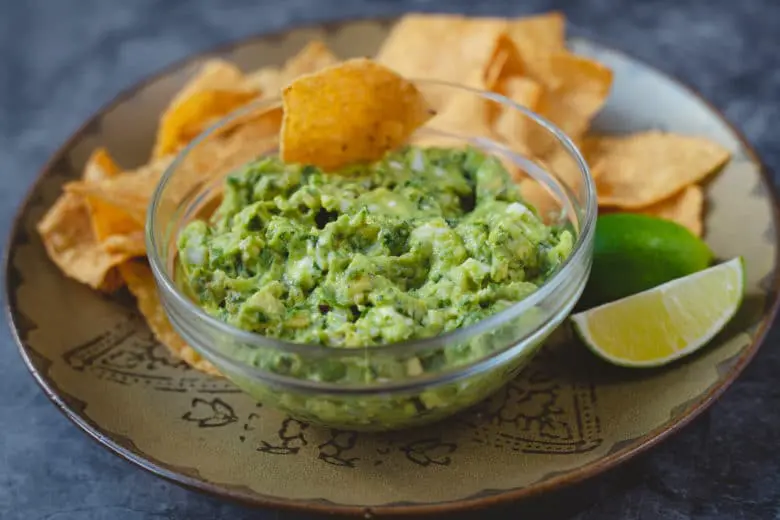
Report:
177,146,573,349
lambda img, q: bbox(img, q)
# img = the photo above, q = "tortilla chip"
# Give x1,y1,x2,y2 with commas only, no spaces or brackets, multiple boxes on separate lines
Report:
482,32,530,132
162,108,282,204
280,58,434,170
245,40,339,95
391,30,520,142
153,59,260,158
484,33,527,90
438,12,564,90
485,49,511,92
587,131,730,208
154,88,260,158
494,76,544,152
525,52,613,155
244,67,282,95
536,142,592,194
519,178,561,224
420,65,494,141
51,103,281,295
37,148,139,291
507,12,566,54
99,233,145,255
173,59,247,104
66,155,173,225
452,19,516,84
68,108,282,225
379,13,563,85
377,14,568,155
639,185,704,236
414,63,527,179
432,92,493,138
377,14,507,106
500,76,544,109
213,106,283,143
37,192,127,292
79,148,148,257
545,51,613,113
119,261,221,376
476,24,608,159
482,34,544,154
377,14,472,73
278,40,339,86
86,196,147,255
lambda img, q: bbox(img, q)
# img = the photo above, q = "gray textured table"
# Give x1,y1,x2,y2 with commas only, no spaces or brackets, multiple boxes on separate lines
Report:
1,0,779,518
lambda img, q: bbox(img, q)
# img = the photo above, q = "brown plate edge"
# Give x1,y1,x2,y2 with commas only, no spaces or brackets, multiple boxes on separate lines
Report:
4,16,780,518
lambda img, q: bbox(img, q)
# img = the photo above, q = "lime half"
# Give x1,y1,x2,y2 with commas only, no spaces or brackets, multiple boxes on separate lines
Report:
571,257,744,367
583,213,714,308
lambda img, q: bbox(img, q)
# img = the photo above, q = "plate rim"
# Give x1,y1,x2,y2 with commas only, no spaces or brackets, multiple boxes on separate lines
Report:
5,16,780,517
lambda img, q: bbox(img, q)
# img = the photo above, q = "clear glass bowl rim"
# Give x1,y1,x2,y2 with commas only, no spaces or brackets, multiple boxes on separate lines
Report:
146,79,597,361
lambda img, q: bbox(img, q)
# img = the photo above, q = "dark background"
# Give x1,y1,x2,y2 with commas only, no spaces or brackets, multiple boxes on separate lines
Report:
1,0,779,518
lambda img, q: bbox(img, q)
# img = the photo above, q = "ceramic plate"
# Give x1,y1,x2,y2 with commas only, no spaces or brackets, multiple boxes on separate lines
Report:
6,19,779,517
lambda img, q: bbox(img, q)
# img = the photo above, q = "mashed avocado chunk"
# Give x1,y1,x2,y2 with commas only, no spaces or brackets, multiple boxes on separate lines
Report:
177,146,573,348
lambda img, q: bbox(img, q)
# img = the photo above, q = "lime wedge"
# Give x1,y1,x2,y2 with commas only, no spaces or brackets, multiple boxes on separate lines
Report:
571,257,744,367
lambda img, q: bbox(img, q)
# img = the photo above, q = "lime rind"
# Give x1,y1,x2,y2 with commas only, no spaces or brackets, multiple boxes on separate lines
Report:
571,257,744,368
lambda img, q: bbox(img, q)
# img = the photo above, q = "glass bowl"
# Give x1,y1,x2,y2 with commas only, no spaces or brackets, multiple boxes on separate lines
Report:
147,80,596,431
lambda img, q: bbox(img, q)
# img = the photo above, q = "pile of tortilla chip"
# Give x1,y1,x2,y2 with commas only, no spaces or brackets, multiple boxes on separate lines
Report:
376,12,729,236
36,11,731,377
36,41,343,376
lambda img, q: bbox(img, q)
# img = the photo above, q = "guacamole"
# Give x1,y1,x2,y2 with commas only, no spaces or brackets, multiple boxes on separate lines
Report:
178,147,573,348
177,146,573,349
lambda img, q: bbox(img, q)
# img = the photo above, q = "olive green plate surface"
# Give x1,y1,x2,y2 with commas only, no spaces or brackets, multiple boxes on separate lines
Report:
6,19,779,517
